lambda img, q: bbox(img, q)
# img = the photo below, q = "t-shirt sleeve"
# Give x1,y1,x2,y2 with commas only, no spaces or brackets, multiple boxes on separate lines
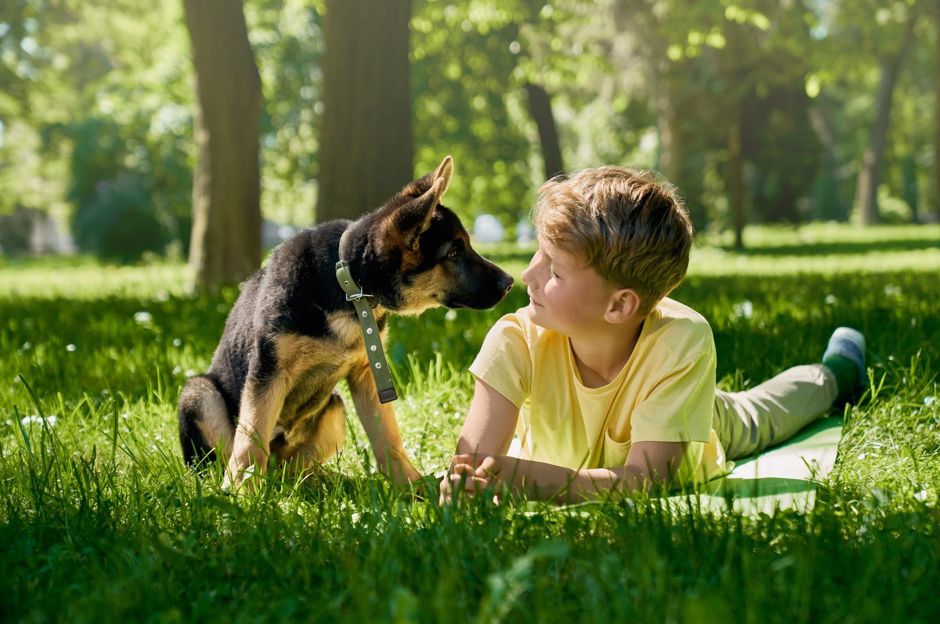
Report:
630,349,716,444
467,314,532,408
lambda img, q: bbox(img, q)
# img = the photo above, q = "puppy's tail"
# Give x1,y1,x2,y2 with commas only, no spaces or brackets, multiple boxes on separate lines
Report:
178,374,234,471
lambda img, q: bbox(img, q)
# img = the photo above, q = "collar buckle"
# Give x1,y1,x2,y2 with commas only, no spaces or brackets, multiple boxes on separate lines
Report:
345,289,373,304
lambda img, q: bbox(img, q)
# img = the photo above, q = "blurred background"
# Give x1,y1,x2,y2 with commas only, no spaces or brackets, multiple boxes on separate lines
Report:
0,0,936,290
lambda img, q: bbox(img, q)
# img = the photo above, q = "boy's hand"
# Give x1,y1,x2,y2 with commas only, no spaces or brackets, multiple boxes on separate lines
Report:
439,454,502,504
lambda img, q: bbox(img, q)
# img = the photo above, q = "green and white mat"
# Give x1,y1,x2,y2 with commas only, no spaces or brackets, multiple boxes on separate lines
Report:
666,416,843,516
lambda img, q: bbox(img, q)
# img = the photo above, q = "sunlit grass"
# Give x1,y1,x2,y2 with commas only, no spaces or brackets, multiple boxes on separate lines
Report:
0,256,188,299
1,223,938,621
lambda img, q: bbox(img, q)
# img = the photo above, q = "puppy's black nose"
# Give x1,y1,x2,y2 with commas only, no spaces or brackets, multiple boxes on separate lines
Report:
498,274,514,293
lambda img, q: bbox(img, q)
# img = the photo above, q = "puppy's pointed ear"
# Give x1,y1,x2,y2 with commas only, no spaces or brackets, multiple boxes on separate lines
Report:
393,156,454,250
399,155,454,199
431,155,453,196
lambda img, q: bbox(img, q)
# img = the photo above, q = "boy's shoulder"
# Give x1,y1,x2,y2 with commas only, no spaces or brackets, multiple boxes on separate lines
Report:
651,297,710,326
643,297,714,358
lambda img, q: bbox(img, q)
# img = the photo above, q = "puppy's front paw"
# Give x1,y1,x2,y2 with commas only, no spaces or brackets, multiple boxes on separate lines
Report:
222,463,260,493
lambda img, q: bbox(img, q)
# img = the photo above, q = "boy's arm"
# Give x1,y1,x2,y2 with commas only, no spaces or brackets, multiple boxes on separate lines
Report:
440,378,519,503
455,378,520,457
454,441,687,504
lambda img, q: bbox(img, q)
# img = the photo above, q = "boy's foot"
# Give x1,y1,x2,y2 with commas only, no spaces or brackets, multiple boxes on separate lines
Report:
822,327,866,398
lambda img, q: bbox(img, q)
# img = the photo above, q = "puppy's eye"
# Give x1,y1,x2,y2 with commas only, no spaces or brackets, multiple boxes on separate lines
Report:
447,248,460,259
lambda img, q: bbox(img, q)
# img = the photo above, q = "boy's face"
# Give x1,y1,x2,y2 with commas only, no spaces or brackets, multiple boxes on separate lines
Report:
521,235,618,337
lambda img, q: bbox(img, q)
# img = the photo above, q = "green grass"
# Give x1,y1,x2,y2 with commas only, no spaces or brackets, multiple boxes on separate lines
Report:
1,224,938,622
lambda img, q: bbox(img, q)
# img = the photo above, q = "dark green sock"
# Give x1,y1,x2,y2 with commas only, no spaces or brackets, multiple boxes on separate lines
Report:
823,355,857,397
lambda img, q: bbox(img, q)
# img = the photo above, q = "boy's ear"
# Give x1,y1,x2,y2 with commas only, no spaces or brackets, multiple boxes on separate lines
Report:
604,288,641,323
391,156,454,250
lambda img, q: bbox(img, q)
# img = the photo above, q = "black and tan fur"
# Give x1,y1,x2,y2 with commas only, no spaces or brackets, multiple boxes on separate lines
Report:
177,157,513,487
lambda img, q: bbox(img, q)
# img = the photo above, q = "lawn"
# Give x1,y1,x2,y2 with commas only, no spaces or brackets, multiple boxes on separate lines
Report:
2,224,939,623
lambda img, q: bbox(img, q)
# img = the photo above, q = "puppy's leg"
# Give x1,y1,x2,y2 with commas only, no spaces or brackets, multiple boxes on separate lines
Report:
178,375,234,469
347,362,421,485
224,374,288,489
277,392,347,476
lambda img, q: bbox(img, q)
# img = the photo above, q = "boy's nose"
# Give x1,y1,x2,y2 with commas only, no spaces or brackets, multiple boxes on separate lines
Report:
521,255,537,285
521,265,532,286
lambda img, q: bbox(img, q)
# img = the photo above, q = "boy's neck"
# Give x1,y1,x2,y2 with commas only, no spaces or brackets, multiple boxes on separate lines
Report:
569,315,645,388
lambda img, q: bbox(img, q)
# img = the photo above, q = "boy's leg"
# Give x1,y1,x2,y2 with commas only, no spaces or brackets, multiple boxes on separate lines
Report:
714,364,838,460
713,327,865,460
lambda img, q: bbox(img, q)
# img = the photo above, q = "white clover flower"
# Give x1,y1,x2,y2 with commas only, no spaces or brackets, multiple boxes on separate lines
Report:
20,415,58,427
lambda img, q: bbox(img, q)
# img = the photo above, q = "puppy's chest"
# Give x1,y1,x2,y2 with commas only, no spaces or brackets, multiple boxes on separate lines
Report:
274,310,385,423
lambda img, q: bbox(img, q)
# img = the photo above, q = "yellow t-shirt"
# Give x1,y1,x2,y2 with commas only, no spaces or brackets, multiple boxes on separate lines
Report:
468,297,731,484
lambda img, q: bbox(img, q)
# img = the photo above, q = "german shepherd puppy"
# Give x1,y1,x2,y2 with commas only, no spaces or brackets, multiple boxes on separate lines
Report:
178,156,513,488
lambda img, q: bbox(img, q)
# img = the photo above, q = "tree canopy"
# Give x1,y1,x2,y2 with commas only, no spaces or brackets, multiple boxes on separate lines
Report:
0,0,936,264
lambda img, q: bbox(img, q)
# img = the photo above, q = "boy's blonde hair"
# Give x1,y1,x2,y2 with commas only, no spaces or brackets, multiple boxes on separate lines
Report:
532,166,693,317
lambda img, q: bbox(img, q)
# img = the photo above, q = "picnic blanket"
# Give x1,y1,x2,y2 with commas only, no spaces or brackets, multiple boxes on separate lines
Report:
665,416,843,516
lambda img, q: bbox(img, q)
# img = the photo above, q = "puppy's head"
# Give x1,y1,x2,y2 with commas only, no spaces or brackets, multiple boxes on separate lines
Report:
373,156,513,314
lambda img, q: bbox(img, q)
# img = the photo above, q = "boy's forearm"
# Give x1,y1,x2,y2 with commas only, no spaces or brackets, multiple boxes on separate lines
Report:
496,457,651,504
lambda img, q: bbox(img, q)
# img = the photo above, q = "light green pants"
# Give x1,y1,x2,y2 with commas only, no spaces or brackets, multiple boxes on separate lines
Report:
713,364,838,460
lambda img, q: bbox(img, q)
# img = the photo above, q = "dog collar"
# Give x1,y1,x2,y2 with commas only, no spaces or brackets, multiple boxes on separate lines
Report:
335,236,398,404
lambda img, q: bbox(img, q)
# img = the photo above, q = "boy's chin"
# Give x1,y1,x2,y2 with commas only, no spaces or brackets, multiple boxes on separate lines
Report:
526,303,550,328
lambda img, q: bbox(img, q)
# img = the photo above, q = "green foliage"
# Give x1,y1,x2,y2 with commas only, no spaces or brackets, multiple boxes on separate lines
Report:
1,0,937,262
61,115,190,259
71,173,173,262
1,1,194,256
412,0,534,225
246,0,325,225
1,226,939,620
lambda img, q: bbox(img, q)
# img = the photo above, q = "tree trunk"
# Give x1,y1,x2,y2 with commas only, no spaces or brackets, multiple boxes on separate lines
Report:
656,61,707,230
728,103,746,250
809,103,848,220
934,0,940,223
317,0,413,223
855,18,916,225
657,78,682,192
722,22,747,248
525,82,564,180
183,0,262,292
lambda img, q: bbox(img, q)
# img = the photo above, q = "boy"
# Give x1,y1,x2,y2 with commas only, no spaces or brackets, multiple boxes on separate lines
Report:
441,166,865,503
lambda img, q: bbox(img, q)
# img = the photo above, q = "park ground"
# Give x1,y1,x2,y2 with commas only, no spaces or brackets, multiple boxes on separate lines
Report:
1,223,939,623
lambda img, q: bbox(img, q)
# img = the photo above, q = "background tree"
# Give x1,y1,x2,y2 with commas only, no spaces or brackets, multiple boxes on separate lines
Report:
3,0,938,265
183,0,262,291
317,0,412,223
524,82,563,180
855,14,918,225
935,0,940,222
